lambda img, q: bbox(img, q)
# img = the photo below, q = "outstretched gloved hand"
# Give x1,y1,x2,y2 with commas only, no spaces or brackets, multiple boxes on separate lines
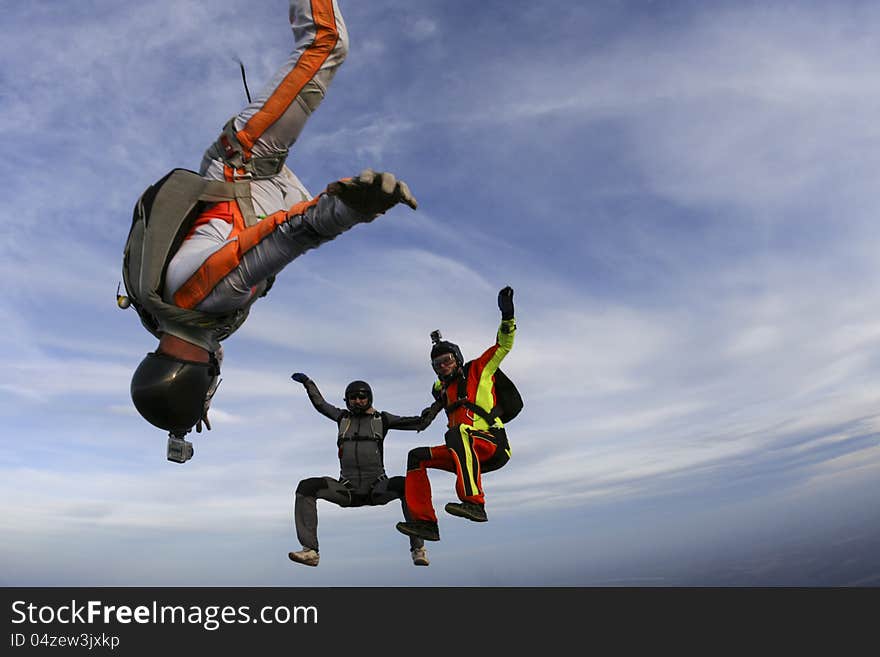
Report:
196,410,211,433
291,372,310,384
498,286,514,320
326,169,418,216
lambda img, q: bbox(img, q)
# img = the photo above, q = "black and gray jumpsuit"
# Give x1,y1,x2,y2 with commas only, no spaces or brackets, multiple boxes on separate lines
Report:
294,379,441,552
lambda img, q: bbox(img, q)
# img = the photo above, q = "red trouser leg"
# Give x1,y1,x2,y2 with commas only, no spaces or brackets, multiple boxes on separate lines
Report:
446,427,499,506
404,446,457,523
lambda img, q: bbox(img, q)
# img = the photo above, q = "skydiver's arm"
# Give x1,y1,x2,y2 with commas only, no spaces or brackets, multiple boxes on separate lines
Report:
187,195,371,312
238,171,415,291
496,285,515,355
495,317,516,359
464,290,516,421
470,318,516,382
295,376,345,422
475,288,516,378
382,397,445,433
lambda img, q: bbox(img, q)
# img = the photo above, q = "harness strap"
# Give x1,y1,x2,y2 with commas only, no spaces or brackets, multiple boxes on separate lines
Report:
446,399,500,426
337,414,385,444
446,361,500,425
218,118,289,181
199,177,260,228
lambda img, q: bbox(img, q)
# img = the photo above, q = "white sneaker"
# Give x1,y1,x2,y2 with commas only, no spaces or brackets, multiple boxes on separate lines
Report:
411,546,429,567
289,548,319,567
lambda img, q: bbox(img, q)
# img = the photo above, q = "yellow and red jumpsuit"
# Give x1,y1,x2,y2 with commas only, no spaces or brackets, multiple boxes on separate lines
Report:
404,318,516,523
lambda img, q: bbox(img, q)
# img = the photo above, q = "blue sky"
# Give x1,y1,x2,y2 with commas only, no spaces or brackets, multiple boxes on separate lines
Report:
2,0,879,586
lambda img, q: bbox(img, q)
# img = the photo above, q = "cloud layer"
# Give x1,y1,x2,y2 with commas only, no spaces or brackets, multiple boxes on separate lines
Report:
2,0,879,585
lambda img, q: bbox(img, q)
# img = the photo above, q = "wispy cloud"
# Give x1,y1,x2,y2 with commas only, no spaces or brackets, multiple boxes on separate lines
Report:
3,0,880,585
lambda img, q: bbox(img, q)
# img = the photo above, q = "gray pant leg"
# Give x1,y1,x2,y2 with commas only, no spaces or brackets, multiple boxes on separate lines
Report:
238,0,349,158
370,478,423,551
198,0,349,213
294,477,352,551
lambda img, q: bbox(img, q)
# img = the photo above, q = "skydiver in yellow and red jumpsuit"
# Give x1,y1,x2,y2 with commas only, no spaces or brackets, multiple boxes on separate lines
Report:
396,287,516,542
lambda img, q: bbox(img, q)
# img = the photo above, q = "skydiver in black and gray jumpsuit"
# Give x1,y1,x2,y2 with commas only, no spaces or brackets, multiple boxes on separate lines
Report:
289,374,442,567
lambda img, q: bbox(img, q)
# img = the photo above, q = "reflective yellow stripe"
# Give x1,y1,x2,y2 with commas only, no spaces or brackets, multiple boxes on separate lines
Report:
473,361,503,431
460,427,479,495
472,320,515,430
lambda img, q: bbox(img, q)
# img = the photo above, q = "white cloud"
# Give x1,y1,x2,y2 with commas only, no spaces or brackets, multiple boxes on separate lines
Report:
3,1,880,585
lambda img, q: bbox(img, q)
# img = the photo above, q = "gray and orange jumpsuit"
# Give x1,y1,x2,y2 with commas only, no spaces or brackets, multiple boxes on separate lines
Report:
404,318,516,523
159,0,366,351
294,379,443,552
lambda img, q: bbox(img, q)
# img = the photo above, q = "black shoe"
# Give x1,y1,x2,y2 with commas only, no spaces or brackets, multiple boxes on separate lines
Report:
444,502,487,522
396,520,440,541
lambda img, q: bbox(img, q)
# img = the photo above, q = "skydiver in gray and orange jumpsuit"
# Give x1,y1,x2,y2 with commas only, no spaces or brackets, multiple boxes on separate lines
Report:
396,287,516,542
130,0,417,440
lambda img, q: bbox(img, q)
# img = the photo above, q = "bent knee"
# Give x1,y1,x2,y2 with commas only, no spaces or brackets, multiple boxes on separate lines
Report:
444,426,465,450
296,477,326,497
407,446,432,471
317,9,349,67
385,476,405,497
333,24,349,63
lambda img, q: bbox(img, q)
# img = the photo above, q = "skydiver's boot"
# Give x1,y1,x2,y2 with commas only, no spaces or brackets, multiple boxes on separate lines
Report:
288,548,320,567
396,520,440,541
411,546,429,566
444,501,488,522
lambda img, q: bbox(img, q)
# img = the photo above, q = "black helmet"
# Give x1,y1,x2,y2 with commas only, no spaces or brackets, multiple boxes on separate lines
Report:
430,340,463,364
344,380,373,414
131,352,218,434
430,340,464,382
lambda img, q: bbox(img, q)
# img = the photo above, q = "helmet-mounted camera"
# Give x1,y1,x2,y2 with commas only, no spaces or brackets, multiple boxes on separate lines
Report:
429,329,464,378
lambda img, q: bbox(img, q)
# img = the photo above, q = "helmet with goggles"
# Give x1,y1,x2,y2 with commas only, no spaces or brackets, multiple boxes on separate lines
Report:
429,330,464,381
344,380,373,414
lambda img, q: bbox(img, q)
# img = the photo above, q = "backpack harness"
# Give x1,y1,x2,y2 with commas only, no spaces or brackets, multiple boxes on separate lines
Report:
336,413,384,446
437,363,524,426
122,168,275,342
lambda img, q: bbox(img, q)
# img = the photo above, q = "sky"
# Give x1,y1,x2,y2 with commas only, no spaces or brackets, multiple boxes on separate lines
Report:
1,0,879,587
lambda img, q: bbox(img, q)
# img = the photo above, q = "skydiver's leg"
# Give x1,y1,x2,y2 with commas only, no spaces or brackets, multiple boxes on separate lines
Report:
444,426,488,505
403,446,457,523
237,0,348,159
294,476,351,552
479,427,511,474
371,476,423,550
200,0,350,213
367,477,399,506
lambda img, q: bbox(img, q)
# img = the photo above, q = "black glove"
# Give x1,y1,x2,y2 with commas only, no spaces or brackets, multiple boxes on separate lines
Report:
195,410,211,433
196,376,221,433
291,372,310,384
498,286,514,320
326,169,418,216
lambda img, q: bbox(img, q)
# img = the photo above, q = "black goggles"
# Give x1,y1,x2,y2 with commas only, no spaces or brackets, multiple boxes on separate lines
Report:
347,392,369,401
432,353,457,369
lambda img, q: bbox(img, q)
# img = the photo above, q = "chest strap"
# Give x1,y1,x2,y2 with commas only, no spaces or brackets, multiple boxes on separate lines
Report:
218,118,288,180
